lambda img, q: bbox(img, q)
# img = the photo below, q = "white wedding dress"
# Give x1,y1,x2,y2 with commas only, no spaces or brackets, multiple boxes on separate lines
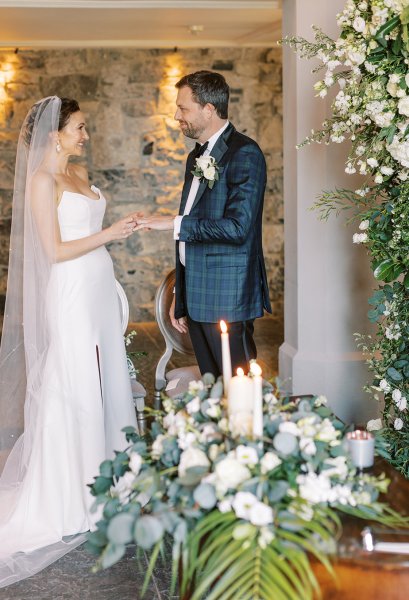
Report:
0,186,137,586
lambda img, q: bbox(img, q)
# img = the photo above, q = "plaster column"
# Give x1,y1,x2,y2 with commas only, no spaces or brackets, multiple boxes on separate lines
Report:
279,0,378,424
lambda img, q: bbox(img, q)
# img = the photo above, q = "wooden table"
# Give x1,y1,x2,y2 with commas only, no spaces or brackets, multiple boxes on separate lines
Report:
313,461,409,599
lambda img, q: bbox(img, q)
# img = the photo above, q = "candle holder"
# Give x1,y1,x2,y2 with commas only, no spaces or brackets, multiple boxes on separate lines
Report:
346,430,375,472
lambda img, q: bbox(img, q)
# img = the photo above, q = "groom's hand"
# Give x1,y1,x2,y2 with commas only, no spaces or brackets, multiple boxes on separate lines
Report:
134,215,175,231
169,296,188,334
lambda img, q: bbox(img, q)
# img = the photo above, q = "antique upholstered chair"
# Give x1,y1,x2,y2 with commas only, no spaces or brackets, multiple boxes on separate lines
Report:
154,270,200,409
116,280,147,433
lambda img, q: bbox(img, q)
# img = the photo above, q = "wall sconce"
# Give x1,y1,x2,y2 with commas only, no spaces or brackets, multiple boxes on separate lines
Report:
0,63,14,100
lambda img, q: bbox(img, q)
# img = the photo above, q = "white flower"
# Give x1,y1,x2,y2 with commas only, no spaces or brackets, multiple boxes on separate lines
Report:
297,472,332,504
258,527,275,548
324,456,349,480
367,418,382,431
390,74,401,84
203,165,216,180
178,446,210,478
380,166,394,176
387,81,398,97
315,419,339,442
299,437,317,456
352,16,366,32
195,156,217,182
345,163,356,174
206,404,221,419
314,395,328,407
186,396,200,414
177,431,196,450
379,379,391,393
151,434,166,460
347,50,365,65
264,392,278,405
111,471,135,503
279,421,300,436
394,418,404,431
218,498,233,513
367,158,378,168
405,73,409,87
395,396,407,411
398,96,409,117
374,174,383,184
128,452,143,475
260,452,282,474
353,232,368,244
236,445,259,465
249,502,274,527
392,389,402,402
188,380,204,395
215,457,251,490
359,220,370,231
232,491,258,520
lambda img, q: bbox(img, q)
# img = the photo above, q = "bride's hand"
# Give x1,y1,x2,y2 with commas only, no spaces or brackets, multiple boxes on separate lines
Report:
108,215,137,240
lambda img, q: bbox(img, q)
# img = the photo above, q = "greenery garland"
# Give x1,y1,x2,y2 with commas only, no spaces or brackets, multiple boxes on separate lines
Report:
87,376,408,599
282,0,409,476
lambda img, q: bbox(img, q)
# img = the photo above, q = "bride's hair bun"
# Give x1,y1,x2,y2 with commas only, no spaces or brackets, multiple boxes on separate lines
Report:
22,97,80,147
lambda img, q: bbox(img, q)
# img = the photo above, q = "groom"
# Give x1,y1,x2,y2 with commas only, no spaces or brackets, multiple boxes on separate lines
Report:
136,70,271,377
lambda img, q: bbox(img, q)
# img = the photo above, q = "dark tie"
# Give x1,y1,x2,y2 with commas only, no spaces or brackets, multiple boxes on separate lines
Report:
193,141,209,158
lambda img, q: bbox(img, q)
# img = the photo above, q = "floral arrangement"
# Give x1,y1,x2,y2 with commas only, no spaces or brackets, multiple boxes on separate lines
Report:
191,155,220,189
124,329,147,378
87,376,407,600
281,0,409,476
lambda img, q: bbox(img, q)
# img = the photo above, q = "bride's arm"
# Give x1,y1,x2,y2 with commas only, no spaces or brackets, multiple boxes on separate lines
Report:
30,171,135,263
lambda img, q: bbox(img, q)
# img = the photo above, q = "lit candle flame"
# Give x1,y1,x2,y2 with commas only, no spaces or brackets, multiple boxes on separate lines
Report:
237,368,244,376
220,320,228,334
250,362,262,376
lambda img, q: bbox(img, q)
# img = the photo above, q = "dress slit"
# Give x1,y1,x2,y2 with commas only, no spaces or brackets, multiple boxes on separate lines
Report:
95,345,103,406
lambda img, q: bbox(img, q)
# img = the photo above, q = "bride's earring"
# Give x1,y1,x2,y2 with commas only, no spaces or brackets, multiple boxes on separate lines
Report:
56,141,61,153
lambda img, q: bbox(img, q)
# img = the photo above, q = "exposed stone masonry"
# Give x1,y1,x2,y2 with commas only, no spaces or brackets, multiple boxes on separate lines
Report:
0,47,282,321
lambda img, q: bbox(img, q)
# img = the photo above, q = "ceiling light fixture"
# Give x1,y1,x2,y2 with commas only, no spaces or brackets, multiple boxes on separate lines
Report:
188,25,204,35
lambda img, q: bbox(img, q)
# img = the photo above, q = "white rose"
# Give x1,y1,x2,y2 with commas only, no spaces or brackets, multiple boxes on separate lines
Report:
390,74,401,84
359,220,369,230
398,96,409,117
249,502,274,527
367,418,382,431
394,418,404,431
260,452,282,474
215,457,251,490
353,16,366,32
379,379,391,393
387,81,398,97
232,491,258,520
236,445,259,465
380,166,394,176
347,50,365,65
111,471,135,503
178,446,210,478
206,404,221,419
203,166,216,180
392,389,402,402
128,452,143,475
195,156,210,171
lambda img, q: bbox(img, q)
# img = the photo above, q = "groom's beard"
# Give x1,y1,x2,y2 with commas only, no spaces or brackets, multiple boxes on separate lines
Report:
179,122,205,140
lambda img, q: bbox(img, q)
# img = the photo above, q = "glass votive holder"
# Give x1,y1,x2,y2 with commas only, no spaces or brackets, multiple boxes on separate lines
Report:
346,430,375,470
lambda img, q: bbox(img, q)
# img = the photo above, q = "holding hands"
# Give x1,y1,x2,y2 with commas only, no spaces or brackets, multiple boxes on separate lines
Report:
133,214,175,231
108,212,144,241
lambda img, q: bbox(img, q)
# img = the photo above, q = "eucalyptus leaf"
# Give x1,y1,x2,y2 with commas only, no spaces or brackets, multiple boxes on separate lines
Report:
193,483,217,510
273,432,298,456
101,543,126,569
107,512,135,545
134,515,164,549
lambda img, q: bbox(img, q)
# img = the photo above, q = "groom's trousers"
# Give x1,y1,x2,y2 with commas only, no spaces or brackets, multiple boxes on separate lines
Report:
187,315,257,378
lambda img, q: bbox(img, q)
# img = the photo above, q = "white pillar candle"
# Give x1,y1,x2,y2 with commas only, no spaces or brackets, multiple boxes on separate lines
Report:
251,362,263,438
228,368,253,416
220,320,232,394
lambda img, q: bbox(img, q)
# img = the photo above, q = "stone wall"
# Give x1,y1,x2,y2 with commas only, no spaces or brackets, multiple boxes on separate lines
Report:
0,47,283,322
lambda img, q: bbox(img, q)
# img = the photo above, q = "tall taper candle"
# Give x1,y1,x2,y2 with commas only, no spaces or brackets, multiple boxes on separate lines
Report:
220,320,232,394
251,362,263,438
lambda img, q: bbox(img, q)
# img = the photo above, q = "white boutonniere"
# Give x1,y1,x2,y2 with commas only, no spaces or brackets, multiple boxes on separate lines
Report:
191,155,220,189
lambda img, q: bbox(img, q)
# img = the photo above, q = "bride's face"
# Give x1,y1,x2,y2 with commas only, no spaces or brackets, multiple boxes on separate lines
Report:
58,111,89,156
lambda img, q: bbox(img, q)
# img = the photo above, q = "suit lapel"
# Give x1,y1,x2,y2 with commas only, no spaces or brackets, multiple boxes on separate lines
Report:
179,152,196,215
190,123,235,211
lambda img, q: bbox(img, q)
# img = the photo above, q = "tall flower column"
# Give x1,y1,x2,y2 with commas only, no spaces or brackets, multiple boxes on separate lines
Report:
279,0,377,424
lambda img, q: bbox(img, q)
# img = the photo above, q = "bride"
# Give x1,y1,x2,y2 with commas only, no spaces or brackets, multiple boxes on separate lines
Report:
0,96,138,587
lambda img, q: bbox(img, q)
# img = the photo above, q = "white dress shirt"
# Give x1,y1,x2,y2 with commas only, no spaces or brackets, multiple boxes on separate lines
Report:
174,121,230,266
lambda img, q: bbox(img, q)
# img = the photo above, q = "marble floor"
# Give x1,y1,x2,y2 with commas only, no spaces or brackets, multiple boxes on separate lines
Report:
0,315,283,600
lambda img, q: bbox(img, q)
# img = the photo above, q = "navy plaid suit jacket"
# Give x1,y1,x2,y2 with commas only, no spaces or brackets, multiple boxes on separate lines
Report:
174,123,272,323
